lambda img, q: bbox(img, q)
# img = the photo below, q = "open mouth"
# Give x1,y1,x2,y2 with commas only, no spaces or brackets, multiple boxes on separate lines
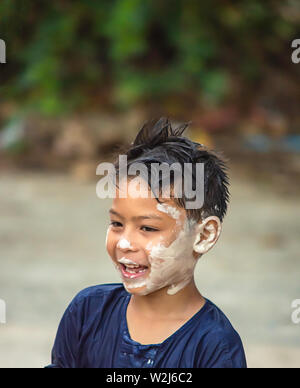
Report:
119,263,149,279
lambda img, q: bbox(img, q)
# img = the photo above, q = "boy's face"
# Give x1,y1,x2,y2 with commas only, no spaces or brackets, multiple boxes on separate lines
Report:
106,178,199,296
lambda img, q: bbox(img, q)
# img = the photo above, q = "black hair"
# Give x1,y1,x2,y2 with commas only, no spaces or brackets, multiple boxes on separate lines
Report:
113,117,230,223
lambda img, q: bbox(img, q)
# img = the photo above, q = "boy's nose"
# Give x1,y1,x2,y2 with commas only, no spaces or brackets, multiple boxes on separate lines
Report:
117,237,138,252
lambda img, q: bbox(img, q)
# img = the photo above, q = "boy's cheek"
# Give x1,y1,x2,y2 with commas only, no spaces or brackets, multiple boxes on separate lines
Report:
105,229,117,259
145,234,166,253
105,227,110,248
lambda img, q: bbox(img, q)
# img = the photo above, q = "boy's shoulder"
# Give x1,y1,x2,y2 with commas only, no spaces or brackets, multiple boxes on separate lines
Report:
196,298,244,352
68,283,127,310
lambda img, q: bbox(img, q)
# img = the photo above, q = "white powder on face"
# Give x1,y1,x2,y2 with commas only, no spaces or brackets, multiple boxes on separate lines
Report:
156,203,181,220
117,238,133,250
137,219,200,295
136,217,221,296
124,280,147,289
118,257,139,266
112,214,221,296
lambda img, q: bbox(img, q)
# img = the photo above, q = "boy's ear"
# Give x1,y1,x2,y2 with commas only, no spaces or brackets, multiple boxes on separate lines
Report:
192,216,222,258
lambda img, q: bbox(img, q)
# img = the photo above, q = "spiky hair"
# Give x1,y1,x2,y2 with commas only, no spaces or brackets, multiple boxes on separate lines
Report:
114,117,230,222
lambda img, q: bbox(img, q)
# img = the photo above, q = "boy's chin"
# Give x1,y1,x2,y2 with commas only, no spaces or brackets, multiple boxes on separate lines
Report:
123,282,170,296
123,281,148,295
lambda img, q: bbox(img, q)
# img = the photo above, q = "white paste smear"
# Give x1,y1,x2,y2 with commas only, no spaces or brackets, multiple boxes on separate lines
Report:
118,257,140,266
156,203,181,220
117,238,133,250
112,213,221,296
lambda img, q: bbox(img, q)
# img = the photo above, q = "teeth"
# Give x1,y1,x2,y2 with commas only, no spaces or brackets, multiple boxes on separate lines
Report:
126,268,136,273
125,266,147,274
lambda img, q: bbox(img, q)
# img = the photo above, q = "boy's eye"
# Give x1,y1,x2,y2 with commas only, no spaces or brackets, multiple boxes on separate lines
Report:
141,226,158,232
109,222,158,232
110,221,122,228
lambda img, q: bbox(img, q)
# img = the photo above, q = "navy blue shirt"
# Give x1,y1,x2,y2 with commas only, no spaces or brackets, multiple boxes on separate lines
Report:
47,283,247,368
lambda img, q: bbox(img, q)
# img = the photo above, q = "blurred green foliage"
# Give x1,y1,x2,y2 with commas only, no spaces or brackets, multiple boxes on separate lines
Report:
0,0,299,115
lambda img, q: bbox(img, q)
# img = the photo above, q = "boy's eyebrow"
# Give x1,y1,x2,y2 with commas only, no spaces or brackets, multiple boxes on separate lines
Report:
109,209,163,221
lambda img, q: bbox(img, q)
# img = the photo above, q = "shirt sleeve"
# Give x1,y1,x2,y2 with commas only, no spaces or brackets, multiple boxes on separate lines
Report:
197,328,247,368
45,298,82,368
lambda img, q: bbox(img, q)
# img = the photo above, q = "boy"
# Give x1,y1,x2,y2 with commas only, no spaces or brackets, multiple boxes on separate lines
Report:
47,118,247,368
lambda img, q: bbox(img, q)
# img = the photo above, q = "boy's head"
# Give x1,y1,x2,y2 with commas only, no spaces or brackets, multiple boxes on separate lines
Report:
114,117,229,223
106,118,230,296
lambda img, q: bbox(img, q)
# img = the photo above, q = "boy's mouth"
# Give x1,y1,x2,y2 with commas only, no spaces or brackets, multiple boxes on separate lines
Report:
119,263,149,279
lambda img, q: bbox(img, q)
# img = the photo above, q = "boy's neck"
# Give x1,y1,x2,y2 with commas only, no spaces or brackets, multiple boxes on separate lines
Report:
128,279,205,321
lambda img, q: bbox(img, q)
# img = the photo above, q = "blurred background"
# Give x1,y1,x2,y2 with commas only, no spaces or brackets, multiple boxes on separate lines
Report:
0,0,300,368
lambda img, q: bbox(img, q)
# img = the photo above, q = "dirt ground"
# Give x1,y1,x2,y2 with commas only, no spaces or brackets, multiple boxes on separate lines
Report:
0,168,300,368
